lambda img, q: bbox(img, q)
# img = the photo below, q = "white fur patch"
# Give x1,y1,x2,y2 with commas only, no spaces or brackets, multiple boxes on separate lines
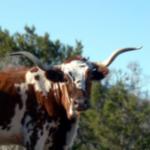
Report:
0,83,28,145
64,119,79,149
35,120,60,150
25,68,52,96
61,60,90,90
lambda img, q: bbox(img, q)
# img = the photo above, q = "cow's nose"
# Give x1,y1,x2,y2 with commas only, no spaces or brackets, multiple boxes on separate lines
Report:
74,98,90,111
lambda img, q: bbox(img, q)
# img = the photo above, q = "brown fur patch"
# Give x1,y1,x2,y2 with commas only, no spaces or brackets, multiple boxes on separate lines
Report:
30,67,39,72
0,68,27,129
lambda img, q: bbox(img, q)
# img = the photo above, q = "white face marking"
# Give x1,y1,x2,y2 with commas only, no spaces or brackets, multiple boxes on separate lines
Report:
25,68,52,96
61,60,92,91
59,60,94,118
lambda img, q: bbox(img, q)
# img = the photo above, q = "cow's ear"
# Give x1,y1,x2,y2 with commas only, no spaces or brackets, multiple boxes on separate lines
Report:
45,68,67,82
91,65,109,80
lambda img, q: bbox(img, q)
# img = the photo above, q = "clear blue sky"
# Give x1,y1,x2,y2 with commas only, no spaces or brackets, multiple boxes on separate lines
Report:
0,0,150,91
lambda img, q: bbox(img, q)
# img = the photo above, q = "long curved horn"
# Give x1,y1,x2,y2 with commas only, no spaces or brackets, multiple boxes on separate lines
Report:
10,51,46,70
100,46,142,67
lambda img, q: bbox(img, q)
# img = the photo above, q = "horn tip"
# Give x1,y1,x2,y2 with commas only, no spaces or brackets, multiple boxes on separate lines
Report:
136,46,143,50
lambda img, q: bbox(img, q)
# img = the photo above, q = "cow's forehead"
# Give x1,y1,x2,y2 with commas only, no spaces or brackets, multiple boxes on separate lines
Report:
61,60,92,75
61,60,93,89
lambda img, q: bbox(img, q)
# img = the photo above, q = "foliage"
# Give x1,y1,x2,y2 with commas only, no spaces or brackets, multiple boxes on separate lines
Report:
0,27,16,56
0,25,83,68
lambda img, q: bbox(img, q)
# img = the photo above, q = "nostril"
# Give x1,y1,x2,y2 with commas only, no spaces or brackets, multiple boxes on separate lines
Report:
75,80,82,87
76,80,81,83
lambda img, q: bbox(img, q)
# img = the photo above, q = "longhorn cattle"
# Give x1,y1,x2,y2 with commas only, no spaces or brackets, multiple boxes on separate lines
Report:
0,47,141,150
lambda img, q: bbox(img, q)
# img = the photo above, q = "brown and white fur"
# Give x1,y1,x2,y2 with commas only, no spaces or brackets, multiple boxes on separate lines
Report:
0,57,108,150
0,47,140,149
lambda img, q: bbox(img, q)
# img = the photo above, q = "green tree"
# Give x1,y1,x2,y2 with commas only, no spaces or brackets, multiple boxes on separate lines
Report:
0,25,83,67
13,25,83,65
0,27,16,56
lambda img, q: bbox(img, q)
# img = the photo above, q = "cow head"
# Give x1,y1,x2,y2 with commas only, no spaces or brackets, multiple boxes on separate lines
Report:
57,58,108,118
10,47,141,119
